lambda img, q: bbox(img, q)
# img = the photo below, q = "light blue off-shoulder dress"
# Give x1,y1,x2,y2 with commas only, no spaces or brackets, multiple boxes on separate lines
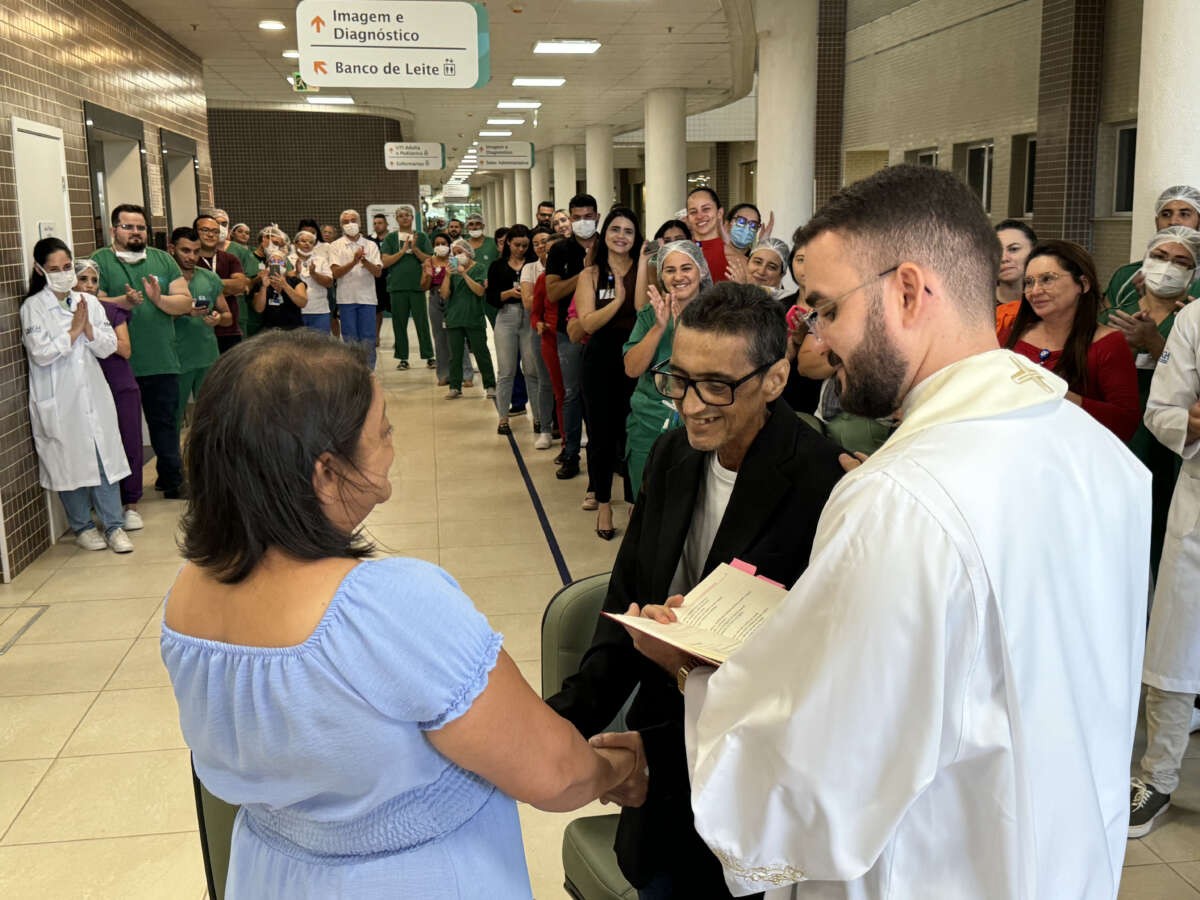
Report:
161,557,532,898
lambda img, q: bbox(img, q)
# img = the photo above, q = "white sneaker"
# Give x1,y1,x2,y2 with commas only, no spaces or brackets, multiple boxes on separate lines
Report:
535,433,553,450
106,528,134,554
123,509,144,531
75,529,107,551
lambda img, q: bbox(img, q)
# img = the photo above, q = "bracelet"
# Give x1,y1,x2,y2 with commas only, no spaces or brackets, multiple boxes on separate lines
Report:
677,660,699,694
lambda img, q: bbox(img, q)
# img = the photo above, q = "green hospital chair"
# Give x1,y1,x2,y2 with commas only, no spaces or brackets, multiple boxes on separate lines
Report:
192,760,238,900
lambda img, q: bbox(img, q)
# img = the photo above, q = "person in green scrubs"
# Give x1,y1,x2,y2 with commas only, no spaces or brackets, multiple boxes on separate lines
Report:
1104,185,1200,318
439,240,496,399
464,213,500,325
381,204,434,369
168,228,228,435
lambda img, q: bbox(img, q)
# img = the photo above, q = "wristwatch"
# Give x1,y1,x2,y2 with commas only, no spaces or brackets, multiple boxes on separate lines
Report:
677,660,699,694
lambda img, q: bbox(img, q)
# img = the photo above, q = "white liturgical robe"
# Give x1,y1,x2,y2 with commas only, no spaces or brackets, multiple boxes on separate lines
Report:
684,349,1150,899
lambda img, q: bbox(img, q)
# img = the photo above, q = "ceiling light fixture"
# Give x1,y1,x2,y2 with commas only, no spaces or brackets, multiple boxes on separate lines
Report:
497,100,541,110
258,19,286,31
306,95,355,105
282,50,300,59
533,39,600,55
479,130,513,137
512,77,565,87
487,118,525,125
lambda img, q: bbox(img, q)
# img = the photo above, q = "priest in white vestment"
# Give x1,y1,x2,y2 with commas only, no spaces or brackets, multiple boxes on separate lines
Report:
618,165,1151,899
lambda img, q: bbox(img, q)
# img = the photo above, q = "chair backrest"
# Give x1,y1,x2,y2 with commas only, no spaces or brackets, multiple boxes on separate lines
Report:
541,572,611,700
192,759,238,900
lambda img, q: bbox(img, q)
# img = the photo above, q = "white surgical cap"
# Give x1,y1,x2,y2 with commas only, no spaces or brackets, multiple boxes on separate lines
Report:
657,240,713,289
396,204,416,217
451,239,476,260
1146,225,1200,266
750,237,790,265
1155,186,1200,217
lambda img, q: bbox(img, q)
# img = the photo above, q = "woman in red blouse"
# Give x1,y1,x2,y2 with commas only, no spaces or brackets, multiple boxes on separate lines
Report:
999,239,1140,441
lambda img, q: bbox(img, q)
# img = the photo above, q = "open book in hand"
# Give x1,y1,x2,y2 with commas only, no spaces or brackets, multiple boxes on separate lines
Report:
604,561,788,666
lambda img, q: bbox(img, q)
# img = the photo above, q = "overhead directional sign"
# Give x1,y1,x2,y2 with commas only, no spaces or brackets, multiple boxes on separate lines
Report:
443,183,471,199
296,0,490,89
475,141,534,170
385,142,445,171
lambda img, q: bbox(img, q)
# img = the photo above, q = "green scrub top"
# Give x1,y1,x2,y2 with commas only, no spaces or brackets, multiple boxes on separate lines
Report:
444,263,488,329
91,246,184,377
1102,260,1200,322
470,238,500,274
175,268,222,372
382,230,433,292
623,303,681,438
226,242,262,336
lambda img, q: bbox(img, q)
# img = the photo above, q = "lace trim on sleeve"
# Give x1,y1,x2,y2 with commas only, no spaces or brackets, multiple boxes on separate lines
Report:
418,629,503,731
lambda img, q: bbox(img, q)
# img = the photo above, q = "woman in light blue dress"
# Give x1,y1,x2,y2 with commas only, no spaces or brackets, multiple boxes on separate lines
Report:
161,329,639,898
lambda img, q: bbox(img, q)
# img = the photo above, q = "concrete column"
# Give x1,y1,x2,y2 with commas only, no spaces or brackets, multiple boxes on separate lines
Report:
502,172,517,226
755,0,818,236
480,182,492,226
531,151,552,213
586,124,615,213
644,88,687,234
1130,0,1200,256
553,144,577,211
514,167,532,225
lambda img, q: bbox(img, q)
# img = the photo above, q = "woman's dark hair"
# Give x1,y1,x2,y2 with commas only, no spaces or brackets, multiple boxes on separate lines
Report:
727,202,762,223
25,237,73,299
494,226,510,244
505,223,536,262
687,186,722,209
432,232,451,246
593,206,644,288
654,219,692,242
180,330,377,583
297,217,321,237
1004,239,1100,393
995,219,1038,245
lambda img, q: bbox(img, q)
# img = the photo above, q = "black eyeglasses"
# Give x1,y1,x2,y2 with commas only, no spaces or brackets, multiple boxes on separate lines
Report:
650,360,772,407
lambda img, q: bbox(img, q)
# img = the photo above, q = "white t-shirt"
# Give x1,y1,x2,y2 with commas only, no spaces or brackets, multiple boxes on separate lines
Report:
520,260,544,285
327,236,382,305
290,252,332,315
669,452,738,597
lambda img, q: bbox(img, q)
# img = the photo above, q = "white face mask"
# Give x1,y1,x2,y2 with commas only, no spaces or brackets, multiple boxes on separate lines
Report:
1142,257,1194,298
434,245,451,258
115,249,147,263
467,228,484,239
38,265,78,294
218,225,229,242
456,254,471,269
342,222,360,238
572,219,598,240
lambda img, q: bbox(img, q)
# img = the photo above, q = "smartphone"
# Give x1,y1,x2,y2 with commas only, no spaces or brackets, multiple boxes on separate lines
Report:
269,262,283,278
192,296,211,311
448,256,460,273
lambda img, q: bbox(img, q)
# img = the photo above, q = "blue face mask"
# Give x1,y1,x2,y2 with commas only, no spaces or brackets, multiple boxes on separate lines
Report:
730,222,757,249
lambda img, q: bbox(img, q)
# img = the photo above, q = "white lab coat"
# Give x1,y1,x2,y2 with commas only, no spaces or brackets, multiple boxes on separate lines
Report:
683,350,1150,899
1144,299,1200,692
20,287,131,491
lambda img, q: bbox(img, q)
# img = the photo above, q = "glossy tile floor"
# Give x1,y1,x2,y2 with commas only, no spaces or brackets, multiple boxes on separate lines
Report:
0,320,1197,899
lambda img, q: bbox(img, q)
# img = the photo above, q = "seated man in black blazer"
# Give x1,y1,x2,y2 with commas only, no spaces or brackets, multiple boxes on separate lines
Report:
547,281,847,898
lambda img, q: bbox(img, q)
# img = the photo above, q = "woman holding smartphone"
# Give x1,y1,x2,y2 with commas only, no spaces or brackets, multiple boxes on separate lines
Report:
253,244,308,331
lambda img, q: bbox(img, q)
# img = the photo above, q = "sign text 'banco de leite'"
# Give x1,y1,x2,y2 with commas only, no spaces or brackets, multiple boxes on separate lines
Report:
296,0,490,89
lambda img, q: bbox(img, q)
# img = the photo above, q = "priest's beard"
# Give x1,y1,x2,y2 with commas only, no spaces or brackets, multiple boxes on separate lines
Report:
828,296,906,418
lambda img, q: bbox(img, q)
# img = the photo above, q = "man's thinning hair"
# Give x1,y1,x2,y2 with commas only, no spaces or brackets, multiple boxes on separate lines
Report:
795,165,1000,324
677,282,787,369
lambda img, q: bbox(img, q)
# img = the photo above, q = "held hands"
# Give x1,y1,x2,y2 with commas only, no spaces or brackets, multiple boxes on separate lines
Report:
839,451,869,473
589,731,648,808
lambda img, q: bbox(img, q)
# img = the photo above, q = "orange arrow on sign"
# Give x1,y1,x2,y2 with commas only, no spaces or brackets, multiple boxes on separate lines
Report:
311,15,326,32
313,60,327,75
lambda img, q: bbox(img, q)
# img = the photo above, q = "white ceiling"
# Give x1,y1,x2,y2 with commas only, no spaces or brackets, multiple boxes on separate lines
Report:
122,0,757,185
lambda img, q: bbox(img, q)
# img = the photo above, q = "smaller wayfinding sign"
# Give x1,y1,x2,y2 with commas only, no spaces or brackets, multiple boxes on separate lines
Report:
385,142,445,171
475,141,534,170
297,1,489,89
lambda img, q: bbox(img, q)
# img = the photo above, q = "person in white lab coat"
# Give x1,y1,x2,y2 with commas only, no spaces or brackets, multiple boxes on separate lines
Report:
1132,290,1200,836
20,238,133,554
608,165,1150,899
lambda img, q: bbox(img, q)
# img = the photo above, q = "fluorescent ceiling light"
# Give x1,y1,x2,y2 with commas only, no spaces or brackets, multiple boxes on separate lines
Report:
306,96,355,105
487,118,526,126
258,19,286,30
513,76,565,87
472,140,479,146
479,130,512,137
497,101,541,110
282,50,300,59
534,40,600,54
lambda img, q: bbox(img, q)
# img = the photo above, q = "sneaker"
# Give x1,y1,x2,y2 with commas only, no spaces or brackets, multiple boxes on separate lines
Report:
122,508,144,531
163,483,188,500
397,360,410,370
555,449,566,465
535,433,553,450
556,457,581,480
497,421,512,436
1129,778,1171,838
106,527,134,554
485,387,496,400
446,388,462,399
75,528,107,551
581,491,599,511
426,358,437,368
508,406,527,416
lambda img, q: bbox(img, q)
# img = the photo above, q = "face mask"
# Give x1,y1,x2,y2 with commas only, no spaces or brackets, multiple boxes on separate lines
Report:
218,225,229,242
572,219,597,240
342,222,360,238
38,266,78,293
456,254,471,269
730,223,757,249
467,228,484,239
1142,257,1194,298
434,246,451,258
295,247,312,257
115,249,147,263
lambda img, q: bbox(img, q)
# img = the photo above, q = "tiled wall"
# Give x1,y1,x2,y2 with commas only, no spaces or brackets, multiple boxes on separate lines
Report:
815,0,847,209
0,0,211,578
207,110,419,236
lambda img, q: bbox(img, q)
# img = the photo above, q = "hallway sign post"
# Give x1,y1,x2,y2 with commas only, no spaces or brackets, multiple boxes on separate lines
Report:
296,1,490,89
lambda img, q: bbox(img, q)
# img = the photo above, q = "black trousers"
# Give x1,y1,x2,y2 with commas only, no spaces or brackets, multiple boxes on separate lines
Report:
137,374,183,491
581,328,636,504
216,334,241,355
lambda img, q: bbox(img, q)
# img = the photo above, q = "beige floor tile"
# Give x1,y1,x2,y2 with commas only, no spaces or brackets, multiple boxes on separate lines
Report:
68,537,184,567
363,500,440,526
0,831,205,900
0,759,52,835
1127,838,1164,866
490,612,543,663
106,638,170,690
360,522,440,554
1176,861,1200,891
440,542,556,580
18,596,162,644
453,573,566,617
1142,806,1200,863
437,476,530,504
61,687,185,757
1118,862,1200,899
28,562,182,604
2,749,195,844
140,601,165,638
0,607,43,648
516,658,542,695
519,803,607,900
0,693,96,761
0,640,132,696
436,493,531,522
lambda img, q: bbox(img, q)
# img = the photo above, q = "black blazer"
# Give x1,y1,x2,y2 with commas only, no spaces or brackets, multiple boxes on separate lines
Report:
547,399,845,893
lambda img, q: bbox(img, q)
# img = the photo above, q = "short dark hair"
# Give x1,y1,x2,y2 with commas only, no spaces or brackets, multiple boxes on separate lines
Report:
180,330,376,583
537,200,555,211
687,186,722,209
111,203,147,227
654,219,692,241
995,219,1038,245
297,218,320,235
795,164,999,325
568,193,598,214
448,218,463,226
677,281,787,369
530,224,554,236
727,202,761,223
170,226,199,245
494,226,510,242
373,213,387,222
193,214,218,229
432,232,451,245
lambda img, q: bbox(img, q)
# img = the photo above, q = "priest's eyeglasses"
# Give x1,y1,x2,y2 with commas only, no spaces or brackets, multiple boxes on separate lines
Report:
803,265,900,338
651,361,772,407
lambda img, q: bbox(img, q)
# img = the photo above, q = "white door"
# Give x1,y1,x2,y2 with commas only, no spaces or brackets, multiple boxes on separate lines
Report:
12,116,74,565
